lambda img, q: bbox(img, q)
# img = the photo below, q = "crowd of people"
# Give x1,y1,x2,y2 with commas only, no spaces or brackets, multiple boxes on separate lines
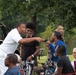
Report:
0,22,76,75
0,22,42,75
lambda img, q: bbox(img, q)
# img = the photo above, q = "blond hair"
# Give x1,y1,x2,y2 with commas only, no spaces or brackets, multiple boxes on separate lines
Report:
55,25,64,36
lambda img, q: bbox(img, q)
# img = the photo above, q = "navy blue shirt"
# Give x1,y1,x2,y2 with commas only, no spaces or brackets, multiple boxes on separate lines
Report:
4,66,20,75
49,40,67,62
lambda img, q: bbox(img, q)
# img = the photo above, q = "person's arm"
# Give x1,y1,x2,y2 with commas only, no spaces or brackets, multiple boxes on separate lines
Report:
46,40,55,53
53,67,63,75
33,46,40,56
12,33,42,44
27,46,40,61
20,44,23,57
19,37,42,44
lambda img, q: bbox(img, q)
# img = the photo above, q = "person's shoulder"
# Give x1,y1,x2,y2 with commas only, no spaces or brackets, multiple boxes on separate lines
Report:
11,66,19,73
59,56,66,60
56,40,65,46
9,28,17,33
11,28,17,31
57,40,64,43
5,69,15,75
11,66,19,71
61,55,67,58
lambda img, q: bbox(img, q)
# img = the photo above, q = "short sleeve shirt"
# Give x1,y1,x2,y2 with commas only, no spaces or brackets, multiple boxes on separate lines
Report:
4,66,20,75
57,56,74,74
0,28,22,54
21,35,39,61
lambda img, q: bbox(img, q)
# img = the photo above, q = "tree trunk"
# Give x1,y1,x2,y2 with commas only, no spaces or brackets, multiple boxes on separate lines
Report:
31,13,36,35
31,13,38,66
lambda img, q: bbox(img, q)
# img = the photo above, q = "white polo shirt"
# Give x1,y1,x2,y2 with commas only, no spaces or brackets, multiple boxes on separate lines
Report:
0,28,22,54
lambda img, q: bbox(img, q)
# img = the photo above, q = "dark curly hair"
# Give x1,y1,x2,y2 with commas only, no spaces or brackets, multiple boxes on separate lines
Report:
26,22,35,30
56,45,66,55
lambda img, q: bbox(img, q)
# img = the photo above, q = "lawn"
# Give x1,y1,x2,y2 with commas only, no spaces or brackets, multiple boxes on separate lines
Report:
38,55,74,64
32,55,74,75
68,55,74,61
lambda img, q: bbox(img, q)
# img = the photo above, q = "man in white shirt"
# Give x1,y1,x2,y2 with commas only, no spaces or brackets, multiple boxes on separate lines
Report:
0,22,42,75
71,48,76,73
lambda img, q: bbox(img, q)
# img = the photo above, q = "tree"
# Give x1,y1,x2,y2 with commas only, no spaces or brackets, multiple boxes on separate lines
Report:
0,0,76,35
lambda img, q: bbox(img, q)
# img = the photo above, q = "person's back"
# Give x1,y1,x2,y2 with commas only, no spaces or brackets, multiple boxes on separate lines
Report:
53,45,74,75
4,66,20,75
58,55,74,74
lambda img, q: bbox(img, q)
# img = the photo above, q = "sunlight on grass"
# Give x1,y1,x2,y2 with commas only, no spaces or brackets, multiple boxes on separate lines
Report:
68,55,74,62
38,55,74,64
38,56,47,63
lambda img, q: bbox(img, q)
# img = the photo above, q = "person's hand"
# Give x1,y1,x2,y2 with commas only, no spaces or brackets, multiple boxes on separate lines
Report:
46,40,51,44
27,56,32,61
34,37,43,42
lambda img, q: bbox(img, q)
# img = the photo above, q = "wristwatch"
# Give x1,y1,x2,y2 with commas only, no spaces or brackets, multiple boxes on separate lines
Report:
31,54,34,58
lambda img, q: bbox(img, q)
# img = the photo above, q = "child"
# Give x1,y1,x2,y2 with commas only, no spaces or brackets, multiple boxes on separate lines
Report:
4,54,21,75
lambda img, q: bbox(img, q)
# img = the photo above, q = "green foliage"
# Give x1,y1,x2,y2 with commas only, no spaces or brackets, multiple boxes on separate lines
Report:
0,0,76,35
73,27,76,34
66,34,76,54
39,22,55,40
39,23,55,55
0,0,76,55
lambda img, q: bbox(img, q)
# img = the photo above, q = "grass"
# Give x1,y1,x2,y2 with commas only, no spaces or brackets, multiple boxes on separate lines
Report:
37,55,74,64
38,56,47,63
32,55,74,75
68,55,74,61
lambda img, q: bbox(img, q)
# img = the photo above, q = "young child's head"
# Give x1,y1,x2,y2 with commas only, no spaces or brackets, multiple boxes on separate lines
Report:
5,54,18,67
72,48,76,59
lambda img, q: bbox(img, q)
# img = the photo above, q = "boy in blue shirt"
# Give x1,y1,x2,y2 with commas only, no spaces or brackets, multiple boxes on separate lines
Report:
4,54,21,75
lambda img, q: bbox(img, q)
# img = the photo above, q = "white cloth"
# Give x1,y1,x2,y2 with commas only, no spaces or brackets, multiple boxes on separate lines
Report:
71,59,76,71
0,50,7,75
0,28,22,54
0,28,22,75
